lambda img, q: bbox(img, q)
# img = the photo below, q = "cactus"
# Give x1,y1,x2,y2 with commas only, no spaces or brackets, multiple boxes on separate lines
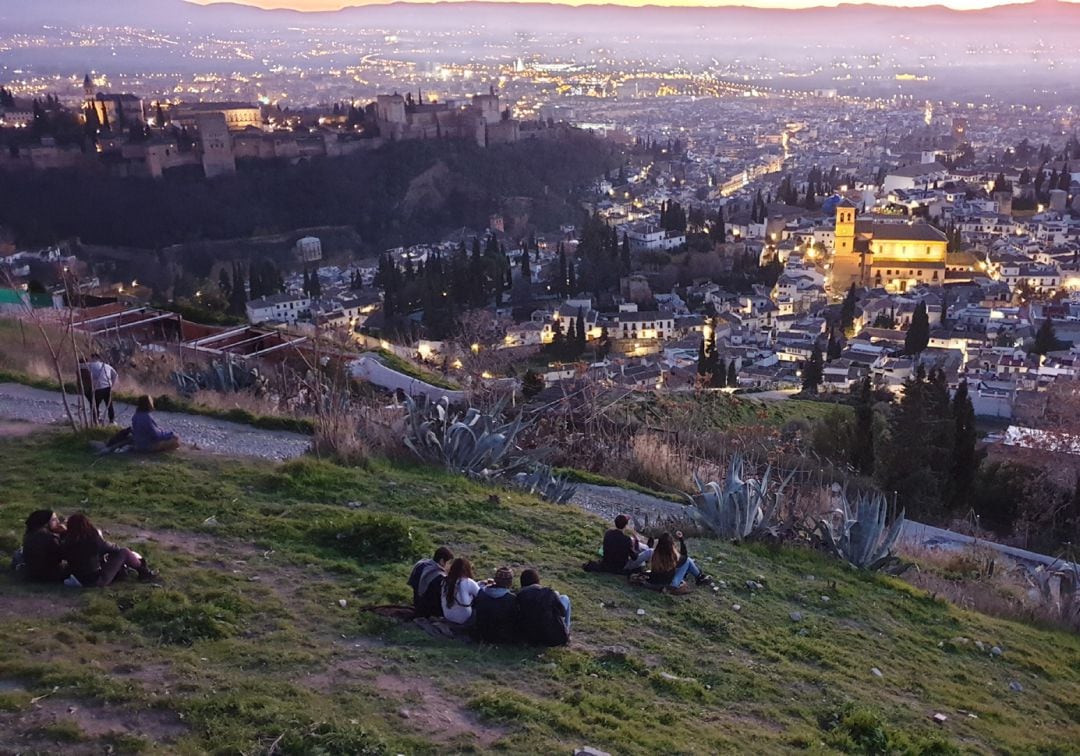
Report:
403,395,531,480
815,489,905,571
514,464,579,505
685,453,793,541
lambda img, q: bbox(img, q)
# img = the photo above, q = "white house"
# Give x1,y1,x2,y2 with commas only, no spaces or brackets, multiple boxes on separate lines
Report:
246,292,312,325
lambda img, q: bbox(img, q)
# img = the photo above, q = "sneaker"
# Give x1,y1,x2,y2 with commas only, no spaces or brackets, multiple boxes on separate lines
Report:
664,582,692,596
696,574,713,586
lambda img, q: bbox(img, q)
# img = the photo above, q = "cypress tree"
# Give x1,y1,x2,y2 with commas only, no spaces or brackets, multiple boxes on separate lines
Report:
1031,318,1060,355
576,306,587,350
949,380,979,510
904,301,930,356
696,335,708,376
840,283,857,335
620,233,631,273
520,246,531,280
826,328,842,361
802,342,824,395
727,360,737,388
851,376,875,474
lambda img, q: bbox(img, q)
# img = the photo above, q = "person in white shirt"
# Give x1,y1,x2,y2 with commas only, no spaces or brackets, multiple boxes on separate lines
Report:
87,353,119,424
440,557,484,626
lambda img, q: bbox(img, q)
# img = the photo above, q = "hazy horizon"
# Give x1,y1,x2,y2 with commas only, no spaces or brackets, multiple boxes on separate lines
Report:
187,0,1080,10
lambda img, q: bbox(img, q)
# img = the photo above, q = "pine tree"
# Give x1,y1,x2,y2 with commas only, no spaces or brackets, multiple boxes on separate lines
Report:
904,301,930,355
1031,318,1060,355
802,342,824,394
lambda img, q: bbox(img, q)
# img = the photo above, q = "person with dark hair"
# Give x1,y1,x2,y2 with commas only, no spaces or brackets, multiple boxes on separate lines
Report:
648,531,711,595
87,353,118,424
21,510,70,583
131,395,180,453
62,513,156,587
601,513,652,573
515,568,570,646
407,546,454,618
441,557,482,626
473,566,519,644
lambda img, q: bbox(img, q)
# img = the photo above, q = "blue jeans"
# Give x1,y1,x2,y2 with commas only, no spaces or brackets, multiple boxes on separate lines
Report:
558,594,572,631
670,557,702,587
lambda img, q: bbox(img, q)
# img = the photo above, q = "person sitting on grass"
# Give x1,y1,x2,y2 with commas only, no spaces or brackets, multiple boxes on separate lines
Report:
441,556,483,627
648,531,712,595
20,510,70,583
472,566,519,644
514,568,571,647
61,513,157,588
601,514,653,573
407,546,454,618
131,395,180,453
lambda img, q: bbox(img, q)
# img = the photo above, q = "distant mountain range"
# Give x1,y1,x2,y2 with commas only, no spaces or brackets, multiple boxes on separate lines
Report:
5,0,1080,32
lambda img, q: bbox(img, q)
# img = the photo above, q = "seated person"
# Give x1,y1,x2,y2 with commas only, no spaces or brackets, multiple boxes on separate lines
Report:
62,514,156,587
131,395,180,453
407,546,454,618
648,531,712,595
21,510,70,583
440,557,482,627
515,569,571,647
472,566,519,644
601,514,653,573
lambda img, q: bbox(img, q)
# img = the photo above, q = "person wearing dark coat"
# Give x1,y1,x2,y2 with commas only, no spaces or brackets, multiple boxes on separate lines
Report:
21,510,69,583
407,546,454,617
61,514,155,587
472,566,519,644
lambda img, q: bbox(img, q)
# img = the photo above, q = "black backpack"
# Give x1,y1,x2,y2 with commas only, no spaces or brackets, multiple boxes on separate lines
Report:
516,586,569,647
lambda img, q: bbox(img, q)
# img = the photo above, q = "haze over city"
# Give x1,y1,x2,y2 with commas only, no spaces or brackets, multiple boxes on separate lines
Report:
0,0,1078,752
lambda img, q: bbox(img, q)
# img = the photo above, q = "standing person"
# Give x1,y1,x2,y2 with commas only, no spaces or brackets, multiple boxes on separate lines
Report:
62,513,156,587
472,566,519,644
407,546,454,618
648,531,712,595
21,510,70,583
601,514,653,573
440,557,483,627
77,358,94,421
514,569,571,647
87,353,118,424
131,395,180,453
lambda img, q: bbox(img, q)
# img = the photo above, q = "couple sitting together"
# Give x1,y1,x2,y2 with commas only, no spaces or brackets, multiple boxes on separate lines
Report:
408,547,571,647
595,514,712,595
18,510,158,587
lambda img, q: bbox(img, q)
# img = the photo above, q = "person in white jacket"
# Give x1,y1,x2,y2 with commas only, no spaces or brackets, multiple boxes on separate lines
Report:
87,353,118,424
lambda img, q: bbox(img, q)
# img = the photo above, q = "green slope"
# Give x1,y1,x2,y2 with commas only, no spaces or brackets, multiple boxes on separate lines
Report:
0,431,1077,754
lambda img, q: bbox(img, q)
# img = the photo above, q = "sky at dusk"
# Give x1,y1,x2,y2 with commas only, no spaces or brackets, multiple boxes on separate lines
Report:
188,0,1077,11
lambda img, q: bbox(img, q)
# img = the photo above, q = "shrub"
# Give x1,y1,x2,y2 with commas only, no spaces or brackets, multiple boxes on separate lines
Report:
125,589,251,645
308,513,430,564
279,721,386,756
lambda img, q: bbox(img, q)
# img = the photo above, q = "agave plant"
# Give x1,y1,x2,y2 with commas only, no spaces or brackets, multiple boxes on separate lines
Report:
514,464,579,505
815,489,905,571
402,395,531,480
685,453,794,541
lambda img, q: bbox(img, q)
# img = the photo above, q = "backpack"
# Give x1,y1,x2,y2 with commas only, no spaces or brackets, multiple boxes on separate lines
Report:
517,586,569,647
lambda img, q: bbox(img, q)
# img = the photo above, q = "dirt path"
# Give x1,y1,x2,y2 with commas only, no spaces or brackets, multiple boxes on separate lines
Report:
0,383,310,462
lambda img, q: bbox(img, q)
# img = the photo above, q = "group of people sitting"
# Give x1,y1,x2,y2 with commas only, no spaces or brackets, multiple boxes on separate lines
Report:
591,514,713,595
407,547,571,647
16,510,157,587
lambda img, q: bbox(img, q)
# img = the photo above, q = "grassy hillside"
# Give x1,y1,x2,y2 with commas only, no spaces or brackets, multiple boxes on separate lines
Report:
615,393,848,433
1,431,1078,754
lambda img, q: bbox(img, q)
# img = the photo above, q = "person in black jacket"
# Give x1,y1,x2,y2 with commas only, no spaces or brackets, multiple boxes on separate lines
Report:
514,569,571,647
648,531,712,595
407,546,454,617
473,566,518,644
601,514,652,573
21,510,70,583
61,514,156,587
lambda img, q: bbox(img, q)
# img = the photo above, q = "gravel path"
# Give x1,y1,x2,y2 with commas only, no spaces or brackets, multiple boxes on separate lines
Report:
570,483,690,526
0,383,311,462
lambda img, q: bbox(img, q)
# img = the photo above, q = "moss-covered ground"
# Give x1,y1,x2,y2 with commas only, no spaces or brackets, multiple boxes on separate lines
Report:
0,430,1078,754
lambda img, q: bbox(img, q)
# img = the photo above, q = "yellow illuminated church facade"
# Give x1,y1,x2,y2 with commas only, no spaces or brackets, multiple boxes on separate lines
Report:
831,203,948,293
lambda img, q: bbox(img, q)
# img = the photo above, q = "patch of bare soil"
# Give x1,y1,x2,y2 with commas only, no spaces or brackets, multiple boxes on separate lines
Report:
0,420,43,439
0,695,187,752
374,673,507,748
